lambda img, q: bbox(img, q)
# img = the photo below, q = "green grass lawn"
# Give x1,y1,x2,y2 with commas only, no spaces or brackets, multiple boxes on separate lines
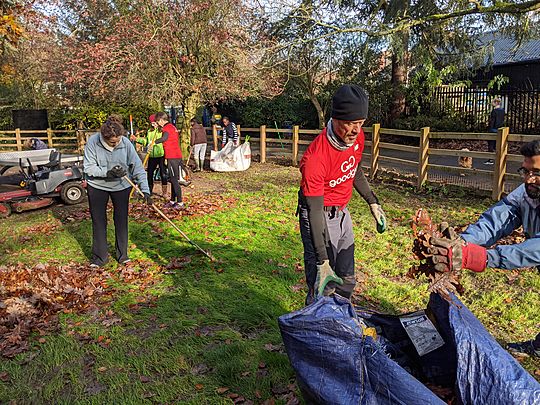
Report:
0,163,538,403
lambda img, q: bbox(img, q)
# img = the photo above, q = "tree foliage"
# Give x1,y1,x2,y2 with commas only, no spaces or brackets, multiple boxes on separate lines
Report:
265,0,540,124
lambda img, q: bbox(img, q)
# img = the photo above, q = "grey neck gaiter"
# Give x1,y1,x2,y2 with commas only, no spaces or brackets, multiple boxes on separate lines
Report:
326,119,352,151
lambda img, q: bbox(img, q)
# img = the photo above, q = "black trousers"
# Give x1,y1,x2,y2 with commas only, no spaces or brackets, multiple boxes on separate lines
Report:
87,185,131,266
168,158,183,203
147,156,167,192
298,199,356,305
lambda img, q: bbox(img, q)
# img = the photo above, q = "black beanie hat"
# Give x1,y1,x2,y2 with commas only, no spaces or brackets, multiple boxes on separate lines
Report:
331,84,368,120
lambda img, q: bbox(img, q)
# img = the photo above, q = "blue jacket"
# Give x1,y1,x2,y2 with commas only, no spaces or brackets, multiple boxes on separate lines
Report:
83,133,150,194
461,184,540,269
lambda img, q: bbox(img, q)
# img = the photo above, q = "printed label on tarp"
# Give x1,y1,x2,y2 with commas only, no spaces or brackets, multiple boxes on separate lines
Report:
399,310,444,356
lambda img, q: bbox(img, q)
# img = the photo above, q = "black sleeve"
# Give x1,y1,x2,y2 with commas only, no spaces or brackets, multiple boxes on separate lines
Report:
305,195,328,262
154,131,169,144
488,110,495,129
353,166,379,205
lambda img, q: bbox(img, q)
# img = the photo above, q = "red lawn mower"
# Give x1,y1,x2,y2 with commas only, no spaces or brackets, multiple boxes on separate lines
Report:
0,149,86,218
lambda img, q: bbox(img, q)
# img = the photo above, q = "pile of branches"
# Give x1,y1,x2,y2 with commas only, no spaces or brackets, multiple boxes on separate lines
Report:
408,209,464,303
0,260,159,358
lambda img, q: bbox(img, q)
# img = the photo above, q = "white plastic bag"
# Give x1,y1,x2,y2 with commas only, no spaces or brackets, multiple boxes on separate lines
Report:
210,141,251,172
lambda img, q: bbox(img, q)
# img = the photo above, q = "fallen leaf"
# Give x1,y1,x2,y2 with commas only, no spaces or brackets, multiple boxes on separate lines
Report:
97,366,107,372
140,375,151,383
217,387,229,394
195,383,204,390
38,338,46,344
0,371,10,382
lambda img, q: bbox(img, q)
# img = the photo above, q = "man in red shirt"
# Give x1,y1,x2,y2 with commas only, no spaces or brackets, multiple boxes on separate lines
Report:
298,84,386,304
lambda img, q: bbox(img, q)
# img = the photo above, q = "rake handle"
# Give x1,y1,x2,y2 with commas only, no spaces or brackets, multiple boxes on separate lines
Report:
123,176,215,261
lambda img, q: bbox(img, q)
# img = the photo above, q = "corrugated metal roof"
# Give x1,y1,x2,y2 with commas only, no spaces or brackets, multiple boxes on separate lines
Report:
480,32,540,65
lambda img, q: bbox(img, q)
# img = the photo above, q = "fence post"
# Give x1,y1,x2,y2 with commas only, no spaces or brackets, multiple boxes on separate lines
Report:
76,130,85,154
417,127,430,190
370,123,380,179
260,125,267,163
212,124,219,151
492,127,509,200
237,124,241,143
15,128,22,151
47,128,54,148
292,125,299,166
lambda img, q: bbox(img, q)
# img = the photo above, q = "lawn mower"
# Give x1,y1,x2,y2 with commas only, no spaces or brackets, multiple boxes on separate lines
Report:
0,149,86,218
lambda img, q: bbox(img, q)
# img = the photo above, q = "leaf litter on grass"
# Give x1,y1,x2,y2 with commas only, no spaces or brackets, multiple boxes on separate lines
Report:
0,259,164,358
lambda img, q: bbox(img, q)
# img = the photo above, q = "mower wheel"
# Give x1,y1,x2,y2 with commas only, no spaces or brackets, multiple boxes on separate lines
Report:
0,202,11,218
60,181,85,205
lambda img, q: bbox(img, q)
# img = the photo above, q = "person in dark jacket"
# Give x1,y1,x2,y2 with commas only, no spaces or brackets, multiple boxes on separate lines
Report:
298,84,386,305
485,98,505,165
221,116,239,148
23,137,48,150
190,118,207,171
427,139,540,358
83,117,152,267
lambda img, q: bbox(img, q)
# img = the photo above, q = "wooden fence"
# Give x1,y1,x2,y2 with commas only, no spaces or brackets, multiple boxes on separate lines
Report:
0,125,537,200
207,124,536,200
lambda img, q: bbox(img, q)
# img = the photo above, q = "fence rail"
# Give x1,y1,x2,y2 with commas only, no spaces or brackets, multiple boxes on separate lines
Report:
0,124,536,200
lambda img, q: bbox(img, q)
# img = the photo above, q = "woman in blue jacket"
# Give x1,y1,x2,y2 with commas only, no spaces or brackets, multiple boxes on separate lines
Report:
83,117,151,267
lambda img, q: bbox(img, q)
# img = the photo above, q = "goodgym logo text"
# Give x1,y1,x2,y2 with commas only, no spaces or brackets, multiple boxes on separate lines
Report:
329,156,356,187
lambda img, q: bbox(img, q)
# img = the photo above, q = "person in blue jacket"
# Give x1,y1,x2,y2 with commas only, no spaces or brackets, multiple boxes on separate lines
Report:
83,117,152,268
428,139,540,358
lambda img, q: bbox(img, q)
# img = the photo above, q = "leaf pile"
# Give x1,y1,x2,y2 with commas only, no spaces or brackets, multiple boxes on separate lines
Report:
407,209,464,303
128,192,238,221
0,260,161,358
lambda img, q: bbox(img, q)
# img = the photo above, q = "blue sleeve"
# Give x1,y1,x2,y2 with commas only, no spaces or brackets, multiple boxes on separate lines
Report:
487,236,540,269
126,141,150,194
83,138,108,178
460,198,522,247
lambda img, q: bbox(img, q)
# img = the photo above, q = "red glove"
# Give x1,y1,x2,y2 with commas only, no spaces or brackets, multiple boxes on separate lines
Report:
461,243,487,272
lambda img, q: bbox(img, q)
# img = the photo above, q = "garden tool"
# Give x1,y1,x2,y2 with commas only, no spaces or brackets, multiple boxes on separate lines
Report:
123,176,215,261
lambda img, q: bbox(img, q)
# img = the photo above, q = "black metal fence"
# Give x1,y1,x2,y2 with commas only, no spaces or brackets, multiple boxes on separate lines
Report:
431,86,540,134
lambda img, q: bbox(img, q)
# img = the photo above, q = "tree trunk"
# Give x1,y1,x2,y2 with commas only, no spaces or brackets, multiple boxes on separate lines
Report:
307,91,325,129
389,31,409,123
180,92,200,158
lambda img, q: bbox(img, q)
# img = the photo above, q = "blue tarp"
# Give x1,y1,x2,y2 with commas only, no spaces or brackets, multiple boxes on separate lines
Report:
278,294,540,405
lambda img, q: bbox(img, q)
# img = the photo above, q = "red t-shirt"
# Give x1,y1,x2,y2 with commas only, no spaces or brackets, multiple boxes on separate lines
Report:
162,123,182,159
300,128,365,207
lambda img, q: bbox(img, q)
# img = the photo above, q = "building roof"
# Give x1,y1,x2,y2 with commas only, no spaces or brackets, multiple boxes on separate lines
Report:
480,32,540,66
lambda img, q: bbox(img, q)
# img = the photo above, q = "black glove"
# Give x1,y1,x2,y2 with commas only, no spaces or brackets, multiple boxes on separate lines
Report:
106,165,126,178
143,193,153,205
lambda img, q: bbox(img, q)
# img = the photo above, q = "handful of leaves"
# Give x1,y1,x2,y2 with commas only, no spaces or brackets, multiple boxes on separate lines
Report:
408,208,464,303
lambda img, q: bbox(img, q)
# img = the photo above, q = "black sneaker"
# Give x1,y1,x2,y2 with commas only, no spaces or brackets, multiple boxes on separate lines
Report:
507,340,540,358
483,159,494,165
